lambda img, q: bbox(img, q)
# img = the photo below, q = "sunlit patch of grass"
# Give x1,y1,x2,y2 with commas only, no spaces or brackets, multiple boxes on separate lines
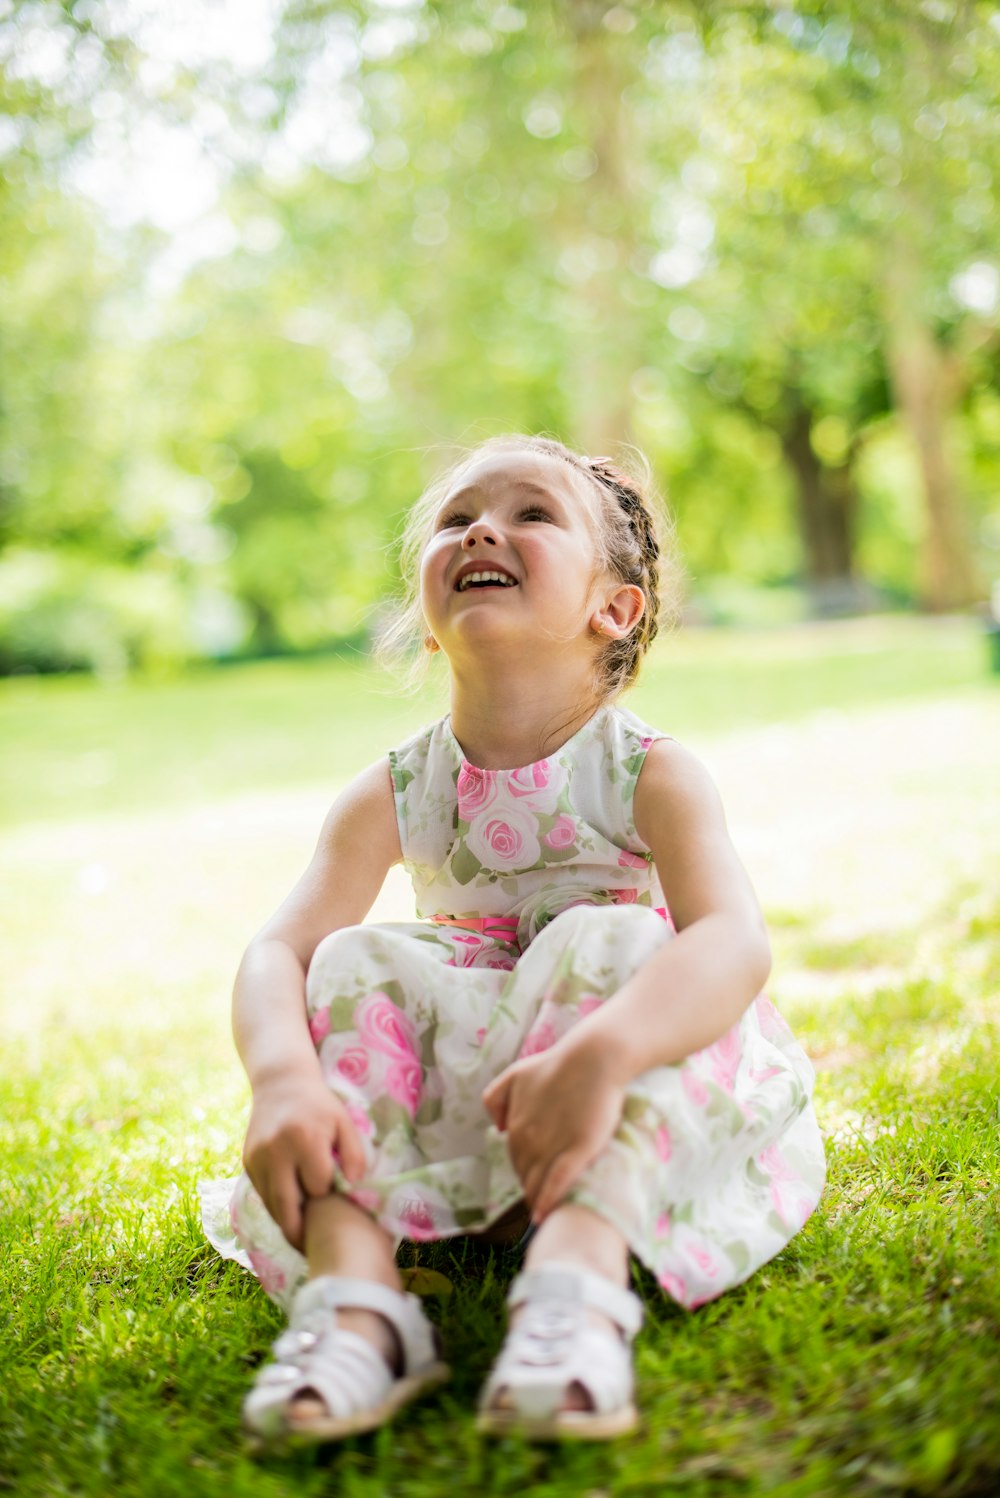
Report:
3,898,998,1497
3,633,999,1495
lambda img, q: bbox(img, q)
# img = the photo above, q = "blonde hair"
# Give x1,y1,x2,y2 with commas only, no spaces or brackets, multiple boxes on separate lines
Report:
375,433,682,698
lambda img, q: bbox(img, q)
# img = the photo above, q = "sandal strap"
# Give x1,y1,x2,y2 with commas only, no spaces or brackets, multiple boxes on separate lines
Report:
291,1275,439,1375
246,1327,391,1431
484,1317,633,1419
506,1262,643,1341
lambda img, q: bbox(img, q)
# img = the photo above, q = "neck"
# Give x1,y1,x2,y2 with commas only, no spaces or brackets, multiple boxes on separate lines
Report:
446,651,604,769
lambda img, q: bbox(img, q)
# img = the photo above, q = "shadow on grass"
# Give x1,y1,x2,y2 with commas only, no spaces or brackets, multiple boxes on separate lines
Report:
2,888,998,1496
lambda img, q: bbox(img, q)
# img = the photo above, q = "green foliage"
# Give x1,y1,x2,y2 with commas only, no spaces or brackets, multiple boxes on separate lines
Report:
1,1,999,671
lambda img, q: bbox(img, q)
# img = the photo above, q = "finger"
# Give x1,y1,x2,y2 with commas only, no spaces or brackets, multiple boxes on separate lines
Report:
333,1106,368,1184
532,1153,584,1224
298,1144,336,1200
518,1158,547,1213
482,1072,512,1131
269,1175,306,1252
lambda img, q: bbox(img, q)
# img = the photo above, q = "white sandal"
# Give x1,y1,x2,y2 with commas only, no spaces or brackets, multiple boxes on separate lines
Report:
476,1261,643,1441
243,1275,449,1446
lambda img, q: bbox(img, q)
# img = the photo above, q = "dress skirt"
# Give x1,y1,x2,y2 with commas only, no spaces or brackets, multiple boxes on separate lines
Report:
200,904,826,1313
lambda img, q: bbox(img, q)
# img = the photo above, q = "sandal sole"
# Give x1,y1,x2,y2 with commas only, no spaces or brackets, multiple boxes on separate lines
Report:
247,1362,450,1450
476,1401,639,1442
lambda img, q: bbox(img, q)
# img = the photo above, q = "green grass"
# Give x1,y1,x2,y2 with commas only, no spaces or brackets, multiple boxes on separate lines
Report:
0,613,985,828
2,617,998,1496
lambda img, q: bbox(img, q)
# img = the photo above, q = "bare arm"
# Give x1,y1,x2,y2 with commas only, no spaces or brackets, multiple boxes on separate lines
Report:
482,738,772,1222
235,756,401,1247
567,736,772,1084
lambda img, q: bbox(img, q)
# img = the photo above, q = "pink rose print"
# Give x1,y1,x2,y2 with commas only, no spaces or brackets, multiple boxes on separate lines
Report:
688,1240,719,1277
308,1009,330,1045
542,814,577,851
672,1226,721,1289
707,1027,741,1095
385,1057,423,1118
449,932,488,968
349,1187,383,1214
655,1211,671,1238
613,887,638,904
577,996,602,1018
757,1142,813,1227
754,994,791,1043
466,805,541,870
457,763,498,819
399,1198,437,1240
655,1124,672,1163
682,1070,709,1107
335,1047,370,1086
486,819,523,860
520,1021,557,1058
507,761,552,796
356,992,419,1059
486,954,516,971
248,1250,287,1297
640,735,654,750
657,1268,689,1303
475,1027,487,1045
345,1104,373,1140
617,849,648,870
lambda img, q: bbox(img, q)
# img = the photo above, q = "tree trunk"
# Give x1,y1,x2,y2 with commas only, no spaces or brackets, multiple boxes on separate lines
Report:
565,6,638,455
781,404,866,614
883,240,979,610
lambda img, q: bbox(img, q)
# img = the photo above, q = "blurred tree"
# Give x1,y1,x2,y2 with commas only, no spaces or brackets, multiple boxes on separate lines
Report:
0,0,997,671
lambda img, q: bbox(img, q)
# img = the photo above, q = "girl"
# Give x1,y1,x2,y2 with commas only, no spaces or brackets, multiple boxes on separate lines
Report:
201,433,826,1445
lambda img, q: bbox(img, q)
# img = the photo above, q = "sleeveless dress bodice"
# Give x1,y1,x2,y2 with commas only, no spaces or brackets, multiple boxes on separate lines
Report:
389,704,671,948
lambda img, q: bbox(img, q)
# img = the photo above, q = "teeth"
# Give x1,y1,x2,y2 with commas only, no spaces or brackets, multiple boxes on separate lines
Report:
457,571,516,590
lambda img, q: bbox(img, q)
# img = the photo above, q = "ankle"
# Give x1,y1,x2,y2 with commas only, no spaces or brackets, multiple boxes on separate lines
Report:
524,1205,629,1288
333,1305,401,1373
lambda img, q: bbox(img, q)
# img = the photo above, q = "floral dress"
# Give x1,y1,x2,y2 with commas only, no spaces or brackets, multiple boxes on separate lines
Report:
201,704,826,1312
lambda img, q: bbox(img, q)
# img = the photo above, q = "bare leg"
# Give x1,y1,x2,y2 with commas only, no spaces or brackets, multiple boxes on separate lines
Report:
287,1193,402,1425
524,1201,629,1287
492,1201,630,1414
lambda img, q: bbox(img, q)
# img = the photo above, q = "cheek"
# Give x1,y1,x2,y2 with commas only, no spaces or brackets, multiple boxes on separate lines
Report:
418,541,447,608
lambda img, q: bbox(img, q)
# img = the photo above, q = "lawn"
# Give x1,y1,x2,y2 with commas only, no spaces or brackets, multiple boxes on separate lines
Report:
1,616,998,1497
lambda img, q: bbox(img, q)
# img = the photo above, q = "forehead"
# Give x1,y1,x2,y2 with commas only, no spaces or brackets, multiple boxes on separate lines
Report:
442,450,596,514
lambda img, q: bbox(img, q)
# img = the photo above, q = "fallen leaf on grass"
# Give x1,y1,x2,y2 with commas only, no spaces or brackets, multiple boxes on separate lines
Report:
400,1267,453,1297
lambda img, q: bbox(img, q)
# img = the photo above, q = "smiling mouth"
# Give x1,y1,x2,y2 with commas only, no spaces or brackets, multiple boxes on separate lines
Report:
455,570,518,592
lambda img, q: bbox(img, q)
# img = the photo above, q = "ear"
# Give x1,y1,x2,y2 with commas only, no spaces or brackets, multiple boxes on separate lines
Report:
590,584,645,640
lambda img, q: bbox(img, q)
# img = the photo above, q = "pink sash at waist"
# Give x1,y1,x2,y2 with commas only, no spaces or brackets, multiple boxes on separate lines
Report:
429,903,672,941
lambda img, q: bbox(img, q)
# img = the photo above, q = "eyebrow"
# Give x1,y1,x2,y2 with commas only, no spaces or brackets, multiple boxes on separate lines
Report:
442,479,564,505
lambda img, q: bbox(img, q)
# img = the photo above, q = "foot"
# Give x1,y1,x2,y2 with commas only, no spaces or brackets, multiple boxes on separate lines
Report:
243,1275,449,1445
477,1261,643,1440
286,1306,401,1426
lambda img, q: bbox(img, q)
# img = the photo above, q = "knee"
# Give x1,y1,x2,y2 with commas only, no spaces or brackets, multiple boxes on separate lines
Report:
306,924,373,1005
558,900,666,943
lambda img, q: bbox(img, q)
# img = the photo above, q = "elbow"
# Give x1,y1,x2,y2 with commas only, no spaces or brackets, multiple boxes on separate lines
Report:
750,923,773,993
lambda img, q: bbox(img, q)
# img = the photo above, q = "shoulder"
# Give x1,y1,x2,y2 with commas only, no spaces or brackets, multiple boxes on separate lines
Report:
388,715,450,781
318,756,401,862
632,736,728,848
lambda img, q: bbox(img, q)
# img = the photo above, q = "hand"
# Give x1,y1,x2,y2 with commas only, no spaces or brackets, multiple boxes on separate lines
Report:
242,1070,367,1252
481,1032,626,1224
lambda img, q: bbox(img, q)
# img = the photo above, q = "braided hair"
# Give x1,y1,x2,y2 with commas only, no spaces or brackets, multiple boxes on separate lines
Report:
516,437,679,699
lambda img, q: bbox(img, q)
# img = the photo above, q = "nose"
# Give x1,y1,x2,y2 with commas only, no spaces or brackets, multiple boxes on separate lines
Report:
461,517,498,549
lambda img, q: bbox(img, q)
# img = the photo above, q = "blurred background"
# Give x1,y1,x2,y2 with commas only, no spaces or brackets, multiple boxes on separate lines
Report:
3,12,999,1487
1,0,999,678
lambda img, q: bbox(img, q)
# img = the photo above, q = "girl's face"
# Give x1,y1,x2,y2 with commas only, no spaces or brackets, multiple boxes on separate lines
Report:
419,450,607,660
